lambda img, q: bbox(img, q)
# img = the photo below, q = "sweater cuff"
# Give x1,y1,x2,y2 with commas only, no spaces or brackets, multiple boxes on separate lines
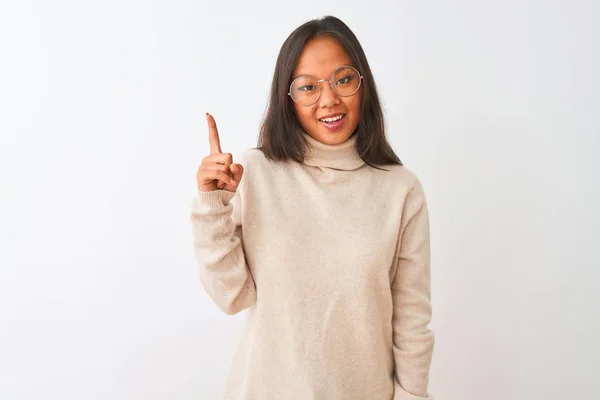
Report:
194,189,237,212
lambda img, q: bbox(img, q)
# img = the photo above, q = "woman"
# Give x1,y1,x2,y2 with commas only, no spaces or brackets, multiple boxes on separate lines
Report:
191,16,434,400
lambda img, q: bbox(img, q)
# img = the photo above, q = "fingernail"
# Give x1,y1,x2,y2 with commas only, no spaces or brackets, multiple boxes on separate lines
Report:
232,179,238,186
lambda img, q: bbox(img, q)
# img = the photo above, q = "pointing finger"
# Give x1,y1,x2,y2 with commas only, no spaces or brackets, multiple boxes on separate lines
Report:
206,112,222,154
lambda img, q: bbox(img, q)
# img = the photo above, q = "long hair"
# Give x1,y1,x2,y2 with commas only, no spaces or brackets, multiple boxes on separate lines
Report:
258,16,402,170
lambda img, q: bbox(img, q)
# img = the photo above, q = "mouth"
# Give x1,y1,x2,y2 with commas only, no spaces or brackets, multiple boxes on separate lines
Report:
318,113,346,130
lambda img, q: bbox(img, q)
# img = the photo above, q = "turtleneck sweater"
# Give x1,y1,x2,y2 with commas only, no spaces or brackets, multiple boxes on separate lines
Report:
190,132,434,400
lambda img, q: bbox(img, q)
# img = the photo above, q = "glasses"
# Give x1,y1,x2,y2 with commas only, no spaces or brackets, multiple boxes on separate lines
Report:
288,65,363,106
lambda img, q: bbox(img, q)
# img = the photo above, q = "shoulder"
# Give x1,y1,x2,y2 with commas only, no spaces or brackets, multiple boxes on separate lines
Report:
372,164,429,216
234,148,272,195
237,148,295,175
236,148,268,168
375,163,421,192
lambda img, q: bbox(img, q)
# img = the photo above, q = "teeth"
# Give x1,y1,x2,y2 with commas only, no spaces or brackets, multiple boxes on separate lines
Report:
320,114,344,123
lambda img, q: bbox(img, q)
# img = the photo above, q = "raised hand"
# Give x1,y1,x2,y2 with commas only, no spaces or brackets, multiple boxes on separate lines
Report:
196,113,244,193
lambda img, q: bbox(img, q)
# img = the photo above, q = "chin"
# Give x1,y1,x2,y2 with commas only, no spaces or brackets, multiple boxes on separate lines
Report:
301,116,358,144
312,132,351,145
314,130,353,145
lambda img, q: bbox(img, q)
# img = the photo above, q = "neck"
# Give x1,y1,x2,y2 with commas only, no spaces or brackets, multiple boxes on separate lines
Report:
302,132,365,171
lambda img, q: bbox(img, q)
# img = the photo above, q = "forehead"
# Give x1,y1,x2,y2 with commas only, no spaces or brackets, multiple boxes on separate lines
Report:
293,36,353,78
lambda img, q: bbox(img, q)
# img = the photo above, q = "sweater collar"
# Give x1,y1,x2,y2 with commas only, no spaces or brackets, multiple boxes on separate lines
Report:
302,132,365,171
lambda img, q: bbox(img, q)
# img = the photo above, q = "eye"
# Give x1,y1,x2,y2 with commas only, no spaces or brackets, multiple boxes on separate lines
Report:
298,85,317,92
336,75,354,85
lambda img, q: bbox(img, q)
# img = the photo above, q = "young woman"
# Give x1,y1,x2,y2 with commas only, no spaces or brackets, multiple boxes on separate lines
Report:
192,16,435,400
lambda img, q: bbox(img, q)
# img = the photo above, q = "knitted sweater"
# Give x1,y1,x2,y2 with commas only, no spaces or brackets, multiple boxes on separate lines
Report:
190,132,434,400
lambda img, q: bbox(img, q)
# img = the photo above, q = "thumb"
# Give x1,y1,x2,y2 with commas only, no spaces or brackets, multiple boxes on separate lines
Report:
231,163,243,184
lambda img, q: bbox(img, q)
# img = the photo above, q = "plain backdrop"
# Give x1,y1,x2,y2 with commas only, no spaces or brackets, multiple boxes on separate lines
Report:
1,0,598,399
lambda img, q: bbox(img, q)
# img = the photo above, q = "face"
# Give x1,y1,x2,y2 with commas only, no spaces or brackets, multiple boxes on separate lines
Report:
291,36,362,145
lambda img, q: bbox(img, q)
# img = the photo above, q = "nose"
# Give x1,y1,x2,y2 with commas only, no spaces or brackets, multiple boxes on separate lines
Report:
318,82,340,108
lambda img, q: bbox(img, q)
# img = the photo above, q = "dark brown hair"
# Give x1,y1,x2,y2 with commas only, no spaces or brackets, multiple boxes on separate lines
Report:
258,16,402,170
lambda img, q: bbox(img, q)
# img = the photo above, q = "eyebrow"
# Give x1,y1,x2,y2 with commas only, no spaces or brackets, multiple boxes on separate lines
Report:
292,64,355,80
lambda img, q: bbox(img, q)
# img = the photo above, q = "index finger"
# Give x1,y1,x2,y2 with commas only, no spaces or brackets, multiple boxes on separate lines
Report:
206,112,222,154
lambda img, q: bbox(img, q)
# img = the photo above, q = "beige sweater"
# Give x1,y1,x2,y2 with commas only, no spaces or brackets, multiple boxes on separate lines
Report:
190,132,434,400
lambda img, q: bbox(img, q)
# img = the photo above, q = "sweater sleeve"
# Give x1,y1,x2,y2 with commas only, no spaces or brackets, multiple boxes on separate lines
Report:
190,179,257,315
391,178,435,400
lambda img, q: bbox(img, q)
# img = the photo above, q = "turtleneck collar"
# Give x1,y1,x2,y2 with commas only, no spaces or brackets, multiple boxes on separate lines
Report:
301,132,365,171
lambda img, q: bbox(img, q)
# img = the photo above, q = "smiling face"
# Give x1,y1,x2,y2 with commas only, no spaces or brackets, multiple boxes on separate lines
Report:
291,36,362,145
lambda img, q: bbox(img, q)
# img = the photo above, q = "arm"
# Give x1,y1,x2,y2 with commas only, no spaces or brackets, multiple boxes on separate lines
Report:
190,176,257,315
391,178,435,400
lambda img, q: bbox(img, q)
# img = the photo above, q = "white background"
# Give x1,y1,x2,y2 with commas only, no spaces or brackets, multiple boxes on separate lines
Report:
1,1,598,399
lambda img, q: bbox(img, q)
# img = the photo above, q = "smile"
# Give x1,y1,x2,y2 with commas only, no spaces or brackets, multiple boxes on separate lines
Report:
319,114,346,123
318,114,346,131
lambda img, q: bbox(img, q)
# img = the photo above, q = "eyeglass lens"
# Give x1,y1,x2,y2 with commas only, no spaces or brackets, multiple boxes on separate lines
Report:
290,66,361,106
